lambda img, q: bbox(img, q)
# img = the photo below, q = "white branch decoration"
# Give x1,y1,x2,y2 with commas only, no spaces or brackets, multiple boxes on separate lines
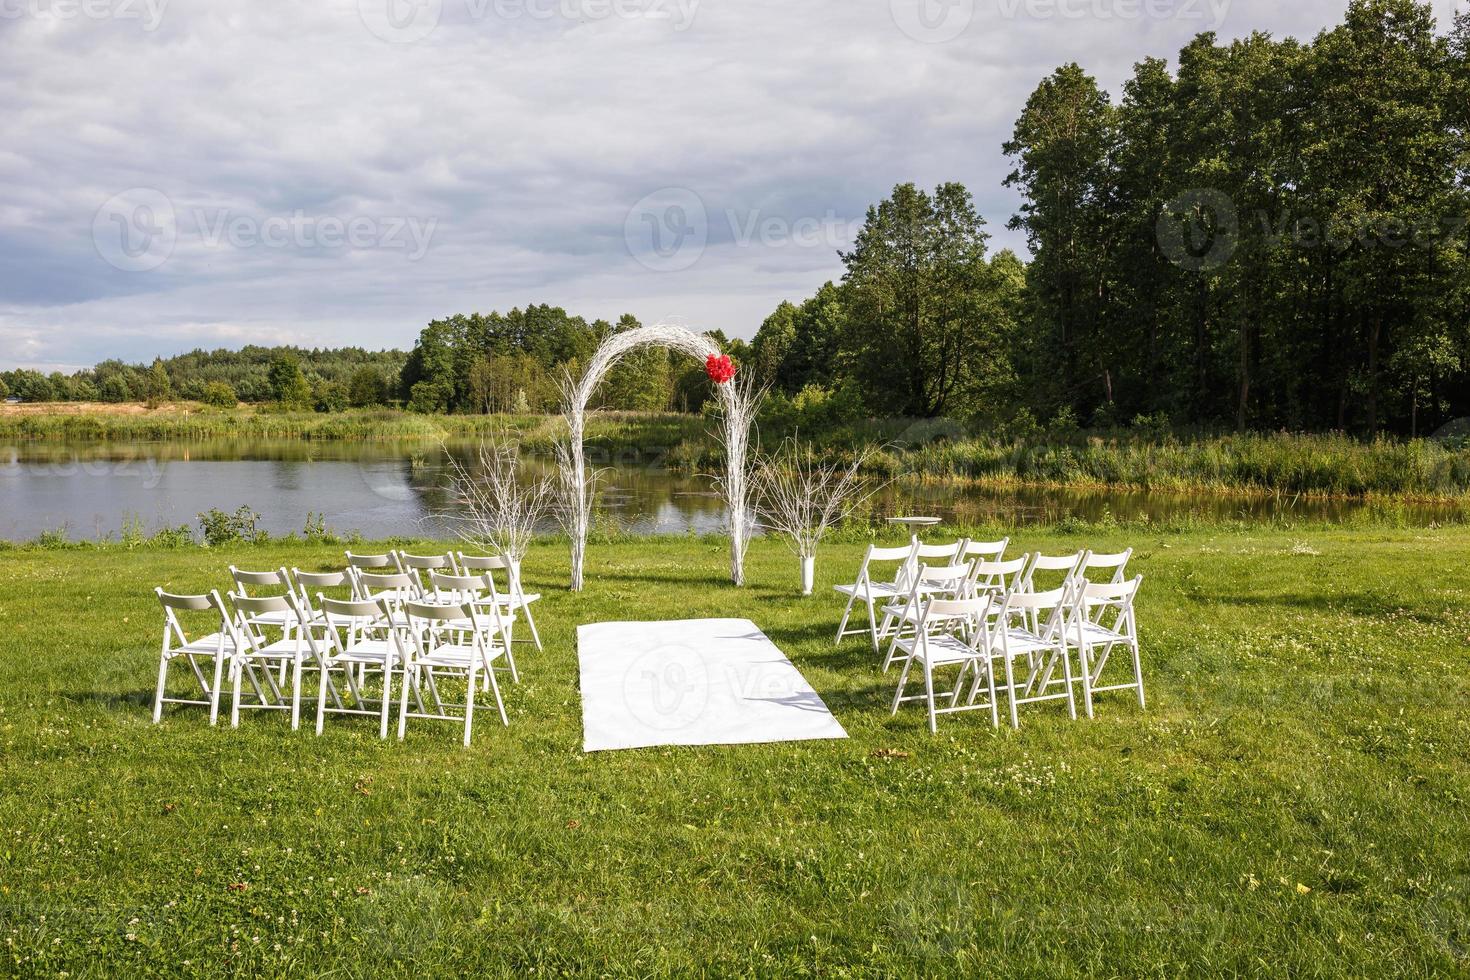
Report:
555,322,761,591
444,441,557,566
753,439,879,595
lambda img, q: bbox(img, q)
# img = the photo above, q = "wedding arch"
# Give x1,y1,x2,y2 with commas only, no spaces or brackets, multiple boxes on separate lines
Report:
556,323,760,592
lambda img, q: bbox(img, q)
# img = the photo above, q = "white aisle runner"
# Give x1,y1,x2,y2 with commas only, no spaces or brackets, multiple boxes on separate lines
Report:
577,618,849,752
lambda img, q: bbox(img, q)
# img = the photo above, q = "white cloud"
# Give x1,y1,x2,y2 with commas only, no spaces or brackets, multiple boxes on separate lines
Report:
0,0,1463,368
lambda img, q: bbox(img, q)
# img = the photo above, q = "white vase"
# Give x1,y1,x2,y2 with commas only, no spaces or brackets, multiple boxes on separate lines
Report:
800,555,816,596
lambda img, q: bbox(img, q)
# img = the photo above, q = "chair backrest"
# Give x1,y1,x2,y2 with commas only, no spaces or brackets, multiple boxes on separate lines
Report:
1082,548,1133,582
969,555,1029,594
293,569,349,590
156,588,216,612
354,571,417,604
963,537,1009,561
156,587,232,651
1021,551,1087,592
230,592,294,617
916,595,993,647
403,599,475,624
915,539,965,562
999,585,1075,641
454,554,518,596
345,551,394,569
229,565,289,594
396,551,454,572
854,542,917,589
428,571,490,602
456,552,510,571
319,595,391,622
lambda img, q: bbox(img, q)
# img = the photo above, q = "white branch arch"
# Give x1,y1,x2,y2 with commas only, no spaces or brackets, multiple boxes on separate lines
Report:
556,323,759,591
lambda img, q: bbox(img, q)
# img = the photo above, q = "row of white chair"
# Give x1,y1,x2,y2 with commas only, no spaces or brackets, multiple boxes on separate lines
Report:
881,549,1143,731
153,554,538,745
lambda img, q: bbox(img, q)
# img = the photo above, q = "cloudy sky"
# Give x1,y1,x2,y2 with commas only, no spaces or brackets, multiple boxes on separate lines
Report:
1,0,1463,370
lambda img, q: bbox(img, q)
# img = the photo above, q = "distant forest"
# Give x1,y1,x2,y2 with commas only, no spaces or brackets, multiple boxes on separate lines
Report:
4,0,1466,437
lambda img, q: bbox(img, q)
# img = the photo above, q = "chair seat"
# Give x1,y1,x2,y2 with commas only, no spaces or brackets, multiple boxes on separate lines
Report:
995,628,1065,656
1077,623,1130,645
416,644,503,669
834,582,905,599
237,638,307,661
894,634,981,666
245,610,296,628
173,633,240,657
334,640,399,665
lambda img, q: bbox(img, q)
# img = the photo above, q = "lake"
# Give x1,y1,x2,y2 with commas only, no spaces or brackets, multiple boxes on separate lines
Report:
4,440,1467,542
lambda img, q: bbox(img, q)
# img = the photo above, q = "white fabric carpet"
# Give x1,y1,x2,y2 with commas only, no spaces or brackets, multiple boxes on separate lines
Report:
577,618,848,752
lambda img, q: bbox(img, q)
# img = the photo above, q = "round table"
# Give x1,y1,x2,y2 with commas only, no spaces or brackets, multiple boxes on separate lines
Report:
886,515,941,545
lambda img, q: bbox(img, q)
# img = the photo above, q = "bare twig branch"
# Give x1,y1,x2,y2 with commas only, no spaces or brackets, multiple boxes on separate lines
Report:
752,439,879,558
443,441,556,565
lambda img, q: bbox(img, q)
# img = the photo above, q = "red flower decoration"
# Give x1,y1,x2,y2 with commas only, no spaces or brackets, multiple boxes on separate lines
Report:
705,353,736,385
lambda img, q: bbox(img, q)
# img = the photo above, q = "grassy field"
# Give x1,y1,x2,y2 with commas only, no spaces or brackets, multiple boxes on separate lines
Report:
2,529,1468,976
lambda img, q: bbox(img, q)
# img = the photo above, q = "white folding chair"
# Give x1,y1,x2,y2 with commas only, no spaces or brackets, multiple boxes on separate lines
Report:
397,600,509,745
427,571,519,683
394,551,457,599
456,553,543,651
229,565,299,683
988,585,1079,728
833,542,918,651
1072,575,1145,717
889,596,1001,733
880,561,975,672
152,589,240,726
314,595,409,738
226,592,323,731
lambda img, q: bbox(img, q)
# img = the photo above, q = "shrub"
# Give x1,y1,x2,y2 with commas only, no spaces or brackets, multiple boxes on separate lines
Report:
198,506,267,546
200,381,238,409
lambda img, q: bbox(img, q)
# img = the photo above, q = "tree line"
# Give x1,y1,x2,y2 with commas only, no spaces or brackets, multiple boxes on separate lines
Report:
9,1,1465,438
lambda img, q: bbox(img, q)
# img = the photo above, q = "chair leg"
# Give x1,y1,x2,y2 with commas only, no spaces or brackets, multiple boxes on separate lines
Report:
397,665,414,741
208,653,227,726
486,659,508,726
890,658,914,715
1003,652,1020,729
152,653,170,724
230,661,244,728
923,659,937,734
523,602,543,651
289,656,304,731
984,657,1000,729
316,664,330,736
1060,644,1077,721
834,591,858,645
1132,641,1146,709
378,665,393,740
463,667,476,747
1078,645,1095,720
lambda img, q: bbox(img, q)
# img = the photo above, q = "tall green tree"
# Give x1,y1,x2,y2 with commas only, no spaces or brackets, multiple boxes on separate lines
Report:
839,182,995,416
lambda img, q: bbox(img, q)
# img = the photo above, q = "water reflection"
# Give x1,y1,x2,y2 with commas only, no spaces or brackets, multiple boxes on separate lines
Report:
2,439,1467,541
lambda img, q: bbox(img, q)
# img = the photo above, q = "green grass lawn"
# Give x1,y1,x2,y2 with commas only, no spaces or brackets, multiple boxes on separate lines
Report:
2,529,1468,976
